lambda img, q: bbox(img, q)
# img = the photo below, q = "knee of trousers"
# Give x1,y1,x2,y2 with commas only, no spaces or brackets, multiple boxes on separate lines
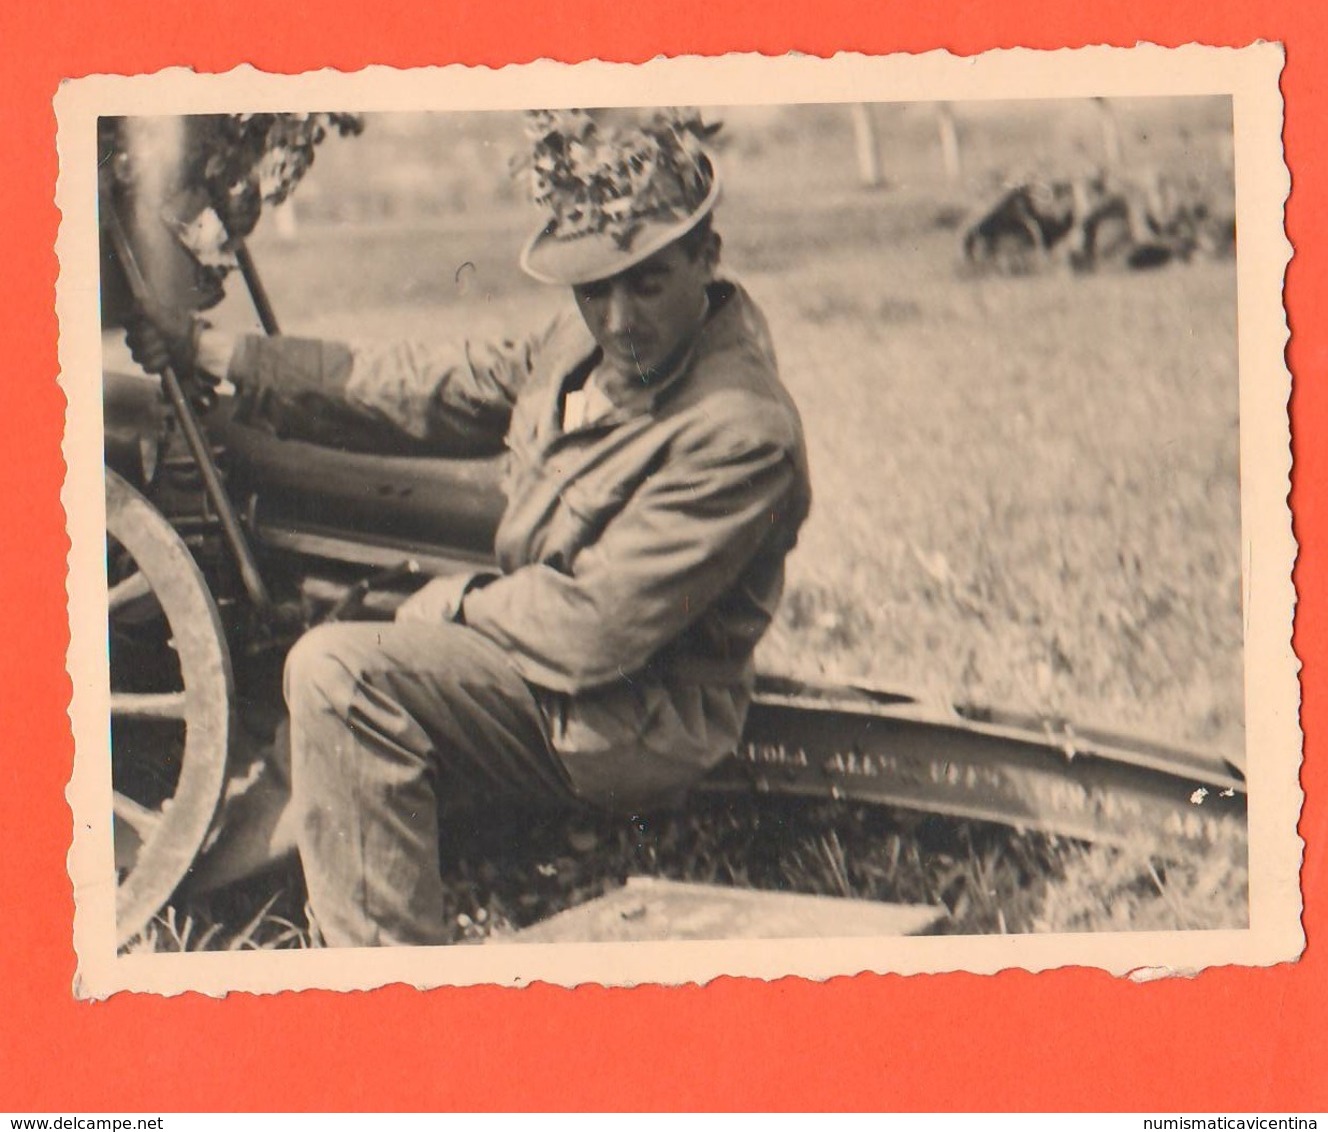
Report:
283,622,366,723
283,622,438,778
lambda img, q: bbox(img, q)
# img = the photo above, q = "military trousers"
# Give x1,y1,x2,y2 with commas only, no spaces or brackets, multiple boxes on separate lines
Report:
282,620,581,947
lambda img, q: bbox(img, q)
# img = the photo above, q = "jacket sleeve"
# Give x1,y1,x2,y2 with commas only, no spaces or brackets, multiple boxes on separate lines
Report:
459,406,802,694
225,322,560,456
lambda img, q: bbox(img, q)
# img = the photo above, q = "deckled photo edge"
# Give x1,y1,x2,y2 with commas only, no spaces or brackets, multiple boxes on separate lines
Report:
55,44,1299,999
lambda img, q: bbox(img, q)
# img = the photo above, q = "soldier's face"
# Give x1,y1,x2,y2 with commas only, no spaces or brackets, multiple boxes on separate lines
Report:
572,236,717,380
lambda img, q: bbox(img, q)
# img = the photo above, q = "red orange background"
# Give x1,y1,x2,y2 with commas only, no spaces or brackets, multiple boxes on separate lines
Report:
1,0,1323,1111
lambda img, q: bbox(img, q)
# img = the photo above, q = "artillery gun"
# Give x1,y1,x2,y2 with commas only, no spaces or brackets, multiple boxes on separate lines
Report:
99,116,1248,947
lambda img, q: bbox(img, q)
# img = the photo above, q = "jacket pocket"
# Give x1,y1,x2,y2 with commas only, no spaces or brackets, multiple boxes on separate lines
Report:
542,475,632,567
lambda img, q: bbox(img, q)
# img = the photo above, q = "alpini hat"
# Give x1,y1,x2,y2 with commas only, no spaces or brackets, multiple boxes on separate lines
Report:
518,108,722,286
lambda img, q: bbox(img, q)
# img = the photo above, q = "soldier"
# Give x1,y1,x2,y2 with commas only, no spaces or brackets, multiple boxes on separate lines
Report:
126,108,812,947
961,175,1082,273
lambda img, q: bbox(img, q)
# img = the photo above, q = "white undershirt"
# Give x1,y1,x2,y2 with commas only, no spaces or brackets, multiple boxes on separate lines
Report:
561,370,617,432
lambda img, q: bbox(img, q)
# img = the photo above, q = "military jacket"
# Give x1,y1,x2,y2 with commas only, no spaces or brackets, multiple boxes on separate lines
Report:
226,281,811,810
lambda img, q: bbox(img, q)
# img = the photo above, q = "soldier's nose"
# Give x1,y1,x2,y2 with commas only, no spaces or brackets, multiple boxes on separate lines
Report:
604,288,633,335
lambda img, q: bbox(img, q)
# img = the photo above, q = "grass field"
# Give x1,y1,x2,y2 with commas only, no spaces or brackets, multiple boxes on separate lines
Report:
133,99,1247,947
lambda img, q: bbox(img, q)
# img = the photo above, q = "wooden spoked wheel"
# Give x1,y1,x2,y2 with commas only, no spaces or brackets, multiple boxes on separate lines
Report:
106,469,232,947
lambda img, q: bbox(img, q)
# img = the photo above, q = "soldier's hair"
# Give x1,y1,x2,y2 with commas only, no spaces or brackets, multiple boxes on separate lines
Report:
678,213,722,262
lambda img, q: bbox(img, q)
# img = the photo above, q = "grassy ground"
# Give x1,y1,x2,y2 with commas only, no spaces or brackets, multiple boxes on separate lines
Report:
125,100,1247,948
128,801,1249,950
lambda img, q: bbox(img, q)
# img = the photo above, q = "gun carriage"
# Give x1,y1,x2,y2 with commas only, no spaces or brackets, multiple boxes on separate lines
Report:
98,115,1248,946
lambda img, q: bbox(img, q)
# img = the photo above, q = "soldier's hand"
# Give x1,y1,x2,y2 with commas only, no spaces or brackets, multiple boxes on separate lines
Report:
394,575,471,625
124,297,200,377
394,572,496,626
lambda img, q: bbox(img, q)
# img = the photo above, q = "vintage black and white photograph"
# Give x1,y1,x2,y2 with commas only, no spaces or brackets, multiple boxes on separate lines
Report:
58,49,1300,996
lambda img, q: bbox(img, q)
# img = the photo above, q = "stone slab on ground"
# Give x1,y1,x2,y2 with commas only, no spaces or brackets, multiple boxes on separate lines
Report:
509,877,947,943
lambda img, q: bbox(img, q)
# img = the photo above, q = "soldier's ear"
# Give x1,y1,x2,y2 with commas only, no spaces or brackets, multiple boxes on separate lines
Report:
700,230,721,274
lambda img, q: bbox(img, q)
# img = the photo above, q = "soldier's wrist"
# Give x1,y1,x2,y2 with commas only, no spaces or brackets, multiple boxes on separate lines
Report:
181,316,209,368
454,572,499,625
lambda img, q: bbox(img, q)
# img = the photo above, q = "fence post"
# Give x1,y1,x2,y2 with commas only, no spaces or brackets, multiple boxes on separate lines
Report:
851,103,884,188
937,102,962,183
